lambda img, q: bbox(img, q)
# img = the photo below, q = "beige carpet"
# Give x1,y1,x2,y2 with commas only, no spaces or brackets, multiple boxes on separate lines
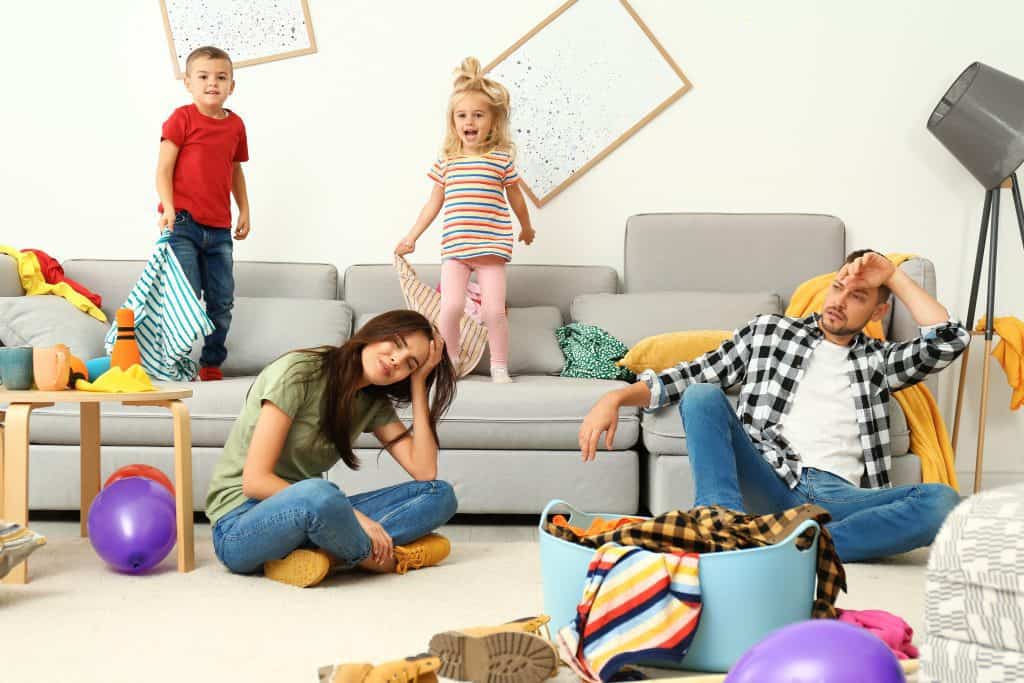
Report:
1,525,930,683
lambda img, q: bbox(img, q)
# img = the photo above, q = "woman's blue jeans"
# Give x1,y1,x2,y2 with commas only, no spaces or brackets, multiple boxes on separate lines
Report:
211,478,458,573
679,384,961,562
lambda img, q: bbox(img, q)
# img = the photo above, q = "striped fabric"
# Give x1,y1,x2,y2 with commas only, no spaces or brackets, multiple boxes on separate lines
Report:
395,255,487,378
104,231,213,381
0,521,46,580
557,543,702,683
428,150,519,262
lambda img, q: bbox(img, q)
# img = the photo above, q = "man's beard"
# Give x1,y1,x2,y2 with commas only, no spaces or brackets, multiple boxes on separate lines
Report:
821,308,864,337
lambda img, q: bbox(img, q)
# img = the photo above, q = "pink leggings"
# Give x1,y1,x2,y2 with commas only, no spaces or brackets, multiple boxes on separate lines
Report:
438,258,509,368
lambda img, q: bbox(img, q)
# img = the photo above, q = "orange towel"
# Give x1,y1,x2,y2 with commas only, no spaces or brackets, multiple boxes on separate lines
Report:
976,317,1024,411
786,254,958,490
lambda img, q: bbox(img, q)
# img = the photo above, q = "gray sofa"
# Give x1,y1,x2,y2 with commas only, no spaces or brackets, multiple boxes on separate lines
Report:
0,213,938,517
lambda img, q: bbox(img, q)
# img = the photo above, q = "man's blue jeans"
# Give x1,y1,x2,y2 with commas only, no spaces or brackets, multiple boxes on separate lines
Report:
679,384,961,562
211,479,459,573
168,210,234,368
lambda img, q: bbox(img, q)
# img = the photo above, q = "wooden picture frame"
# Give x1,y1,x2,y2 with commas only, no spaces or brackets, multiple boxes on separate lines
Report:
486,0,692,207
160,0,317,79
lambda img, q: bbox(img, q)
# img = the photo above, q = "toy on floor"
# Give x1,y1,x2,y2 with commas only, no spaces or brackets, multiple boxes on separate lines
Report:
104,464,175,497
724,619,905,683
0,521,46,580
87,477,177,574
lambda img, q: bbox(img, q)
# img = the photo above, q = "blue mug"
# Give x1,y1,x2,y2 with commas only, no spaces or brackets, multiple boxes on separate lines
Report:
0,346,34,390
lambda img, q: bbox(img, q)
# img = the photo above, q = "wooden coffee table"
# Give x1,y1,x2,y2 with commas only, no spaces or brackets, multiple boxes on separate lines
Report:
0,386,194,584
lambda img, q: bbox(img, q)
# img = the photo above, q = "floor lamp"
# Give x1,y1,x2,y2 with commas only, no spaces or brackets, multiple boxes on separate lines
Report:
927,62,1024,493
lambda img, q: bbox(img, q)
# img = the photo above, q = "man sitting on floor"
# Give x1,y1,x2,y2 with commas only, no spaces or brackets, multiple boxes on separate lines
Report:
578,250,970,562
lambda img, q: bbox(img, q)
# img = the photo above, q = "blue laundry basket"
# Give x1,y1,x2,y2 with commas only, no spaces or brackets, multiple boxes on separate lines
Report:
538,499,820,673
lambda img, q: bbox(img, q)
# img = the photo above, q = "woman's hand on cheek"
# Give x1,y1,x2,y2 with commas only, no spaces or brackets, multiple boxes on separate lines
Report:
412,332,446,383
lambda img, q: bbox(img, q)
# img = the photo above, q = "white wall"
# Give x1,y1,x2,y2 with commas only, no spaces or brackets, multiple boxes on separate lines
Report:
3,1,1022,486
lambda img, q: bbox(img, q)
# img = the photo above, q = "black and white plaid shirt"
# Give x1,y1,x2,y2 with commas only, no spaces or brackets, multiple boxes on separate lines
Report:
639,313,970,489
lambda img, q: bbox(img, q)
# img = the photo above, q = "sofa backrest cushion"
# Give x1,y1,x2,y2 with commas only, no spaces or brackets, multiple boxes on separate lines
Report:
210,297,353,377
356,306,566,376
623,213,845,308
472,306,565,375
572,291,782,348
343,264,618,320
0,256,22,297
0,295,108,359
62,259,340,321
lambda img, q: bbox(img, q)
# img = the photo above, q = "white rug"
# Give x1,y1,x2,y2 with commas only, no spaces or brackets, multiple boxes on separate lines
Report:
1,527,930,683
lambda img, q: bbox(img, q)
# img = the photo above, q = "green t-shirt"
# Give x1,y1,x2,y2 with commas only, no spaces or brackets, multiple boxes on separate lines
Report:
205,352,400,525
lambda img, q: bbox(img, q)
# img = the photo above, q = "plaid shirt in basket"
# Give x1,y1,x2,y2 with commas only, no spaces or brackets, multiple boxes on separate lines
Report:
547,504,844,618
640,313,970,489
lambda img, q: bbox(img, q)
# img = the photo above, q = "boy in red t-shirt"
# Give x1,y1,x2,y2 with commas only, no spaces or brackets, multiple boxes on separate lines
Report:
156,46,250,382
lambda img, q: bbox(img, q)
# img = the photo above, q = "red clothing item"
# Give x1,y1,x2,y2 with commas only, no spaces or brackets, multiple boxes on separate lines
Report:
159,104,248,228
23,249,102,308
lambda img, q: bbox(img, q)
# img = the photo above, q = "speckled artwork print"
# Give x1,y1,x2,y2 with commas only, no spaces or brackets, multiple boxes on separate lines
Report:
488,0,686,202
165,0,312,74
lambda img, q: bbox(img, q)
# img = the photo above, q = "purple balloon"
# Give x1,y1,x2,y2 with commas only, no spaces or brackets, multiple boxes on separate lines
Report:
87,477,177,574
725,620,904,683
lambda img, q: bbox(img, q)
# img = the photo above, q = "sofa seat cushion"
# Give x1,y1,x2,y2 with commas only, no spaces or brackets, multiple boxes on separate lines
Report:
354,375,640,451
28,377,253,448
641,387,911,458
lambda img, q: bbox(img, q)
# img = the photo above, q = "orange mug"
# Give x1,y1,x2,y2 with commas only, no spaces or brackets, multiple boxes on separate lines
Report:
33,344,71,391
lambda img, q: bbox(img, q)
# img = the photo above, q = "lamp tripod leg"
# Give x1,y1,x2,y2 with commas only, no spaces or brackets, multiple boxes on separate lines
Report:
951,189,991,455
972,188,1001,492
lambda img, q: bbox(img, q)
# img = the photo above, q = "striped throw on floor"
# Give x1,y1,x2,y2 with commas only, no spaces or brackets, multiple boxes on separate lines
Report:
104,231,213,381
557,543,702,683
394,254,487,378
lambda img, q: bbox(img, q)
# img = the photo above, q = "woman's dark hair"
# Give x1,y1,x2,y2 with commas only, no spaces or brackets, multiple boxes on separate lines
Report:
295,310,456,470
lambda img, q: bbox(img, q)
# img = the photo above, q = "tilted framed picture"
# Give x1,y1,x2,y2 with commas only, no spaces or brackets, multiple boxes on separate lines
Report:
487,0,692,206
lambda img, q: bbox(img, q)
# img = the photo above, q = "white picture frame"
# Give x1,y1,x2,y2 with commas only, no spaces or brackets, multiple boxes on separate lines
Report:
486,0,692,206
160,0,317,79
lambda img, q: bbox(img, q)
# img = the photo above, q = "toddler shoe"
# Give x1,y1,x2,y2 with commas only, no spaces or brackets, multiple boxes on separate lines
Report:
198,365,223,381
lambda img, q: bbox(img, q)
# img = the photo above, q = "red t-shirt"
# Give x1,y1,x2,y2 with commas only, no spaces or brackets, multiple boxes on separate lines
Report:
160,104,248,228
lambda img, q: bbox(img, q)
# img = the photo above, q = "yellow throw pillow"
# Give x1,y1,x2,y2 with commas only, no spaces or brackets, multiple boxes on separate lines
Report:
618,330,732,373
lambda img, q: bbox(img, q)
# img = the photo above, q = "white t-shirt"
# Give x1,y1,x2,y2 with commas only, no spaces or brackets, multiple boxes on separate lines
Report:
780,340,864,485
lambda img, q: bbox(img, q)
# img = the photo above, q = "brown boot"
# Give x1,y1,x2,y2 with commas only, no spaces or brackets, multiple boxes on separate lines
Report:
319,655,441,683
429,616,558,683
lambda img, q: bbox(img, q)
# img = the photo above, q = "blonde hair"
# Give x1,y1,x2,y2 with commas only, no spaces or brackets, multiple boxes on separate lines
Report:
442,57,514,158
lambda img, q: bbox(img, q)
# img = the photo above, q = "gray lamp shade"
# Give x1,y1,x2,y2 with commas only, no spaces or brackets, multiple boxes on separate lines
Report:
927,62,1024,189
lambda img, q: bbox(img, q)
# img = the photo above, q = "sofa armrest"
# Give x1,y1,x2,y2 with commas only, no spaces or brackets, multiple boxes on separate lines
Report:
0,255,24,297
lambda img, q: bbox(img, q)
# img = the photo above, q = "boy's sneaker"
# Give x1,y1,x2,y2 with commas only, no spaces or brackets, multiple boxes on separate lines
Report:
428,625,558,683
318,654,441,683
264,548,334,588
393,533,451,574
198,366,223,381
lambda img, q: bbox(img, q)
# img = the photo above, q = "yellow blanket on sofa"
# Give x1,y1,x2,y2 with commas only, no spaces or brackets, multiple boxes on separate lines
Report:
786,254,958,489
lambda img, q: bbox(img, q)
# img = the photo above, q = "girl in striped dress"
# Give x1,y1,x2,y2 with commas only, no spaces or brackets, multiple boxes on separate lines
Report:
396,57,535,383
